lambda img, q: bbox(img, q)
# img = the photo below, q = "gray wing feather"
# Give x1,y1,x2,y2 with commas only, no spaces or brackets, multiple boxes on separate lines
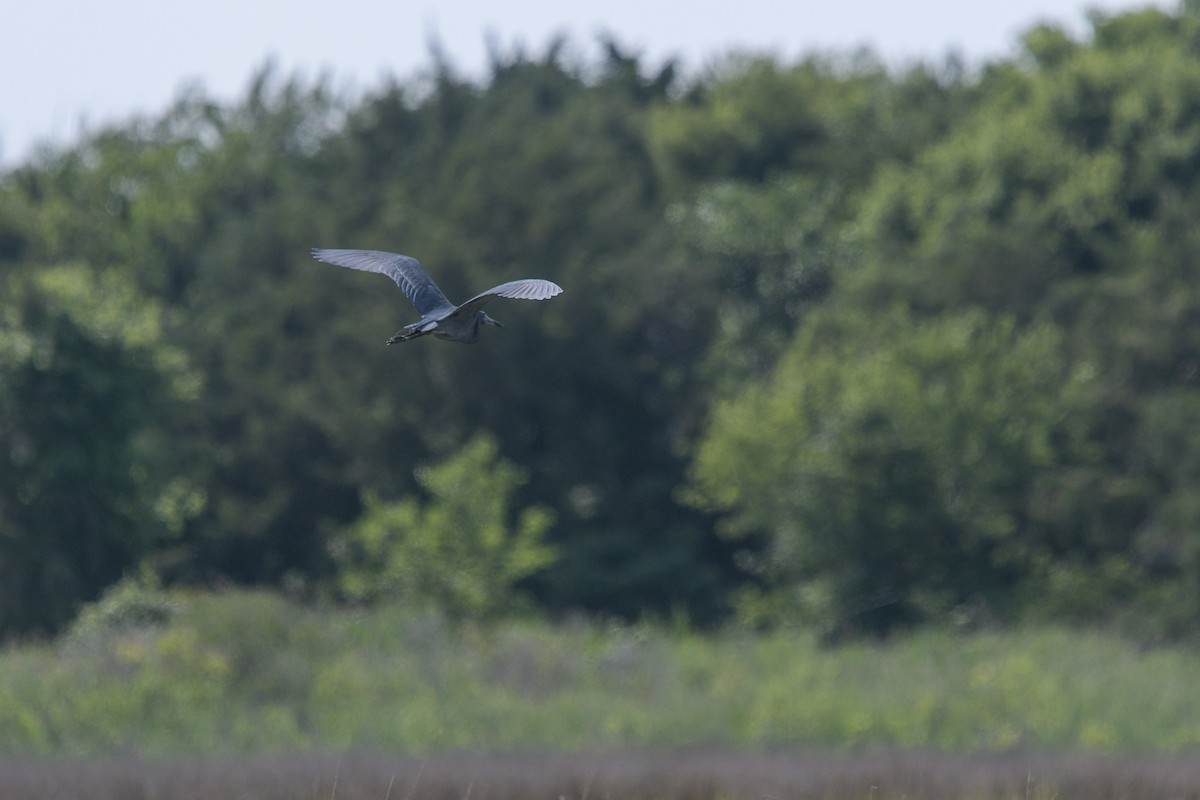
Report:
312,248,455,317
458,279,564,314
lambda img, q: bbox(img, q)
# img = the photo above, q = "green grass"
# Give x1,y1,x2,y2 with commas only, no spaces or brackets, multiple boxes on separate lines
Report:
2,588,1199,756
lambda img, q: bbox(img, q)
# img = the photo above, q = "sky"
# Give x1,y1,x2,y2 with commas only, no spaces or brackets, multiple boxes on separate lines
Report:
2,0,1171,167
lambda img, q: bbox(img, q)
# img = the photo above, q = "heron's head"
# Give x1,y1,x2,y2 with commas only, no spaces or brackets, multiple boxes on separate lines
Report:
481,312,503,328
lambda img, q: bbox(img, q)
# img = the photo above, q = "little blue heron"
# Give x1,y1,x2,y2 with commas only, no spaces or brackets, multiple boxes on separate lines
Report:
313,248,563,344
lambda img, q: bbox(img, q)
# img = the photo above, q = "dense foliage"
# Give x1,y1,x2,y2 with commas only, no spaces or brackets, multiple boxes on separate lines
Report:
4,588,1200,754
3,7,1200,638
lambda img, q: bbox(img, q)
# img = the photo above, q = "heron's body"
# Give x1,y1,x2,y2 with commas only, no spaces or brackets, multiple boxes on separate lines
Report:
312,248,562,344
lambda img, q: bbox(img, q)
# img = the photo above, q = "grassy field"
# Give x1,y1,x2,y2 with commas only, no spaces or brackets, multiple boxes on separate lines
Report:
2,588,1200,759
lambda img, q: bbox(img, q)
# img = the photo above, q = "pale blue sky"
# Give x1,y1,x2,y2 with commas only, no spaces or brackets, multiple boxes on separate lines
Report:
2,0,1171,166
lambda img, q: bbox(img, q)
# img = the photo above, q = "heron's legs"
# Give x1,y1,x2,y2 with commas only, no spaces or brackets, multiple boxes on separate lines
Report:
386,329,424,345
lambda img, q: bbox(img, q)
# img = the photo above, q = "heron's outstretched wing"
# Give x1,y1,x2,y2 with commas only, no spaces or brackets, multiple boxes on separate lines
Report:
312,249,455,317
455,279,564,316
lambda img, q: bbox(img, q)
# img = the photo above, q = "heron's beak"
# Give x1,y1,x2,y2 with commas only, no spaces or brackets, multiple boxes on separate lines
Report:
483,314,503,327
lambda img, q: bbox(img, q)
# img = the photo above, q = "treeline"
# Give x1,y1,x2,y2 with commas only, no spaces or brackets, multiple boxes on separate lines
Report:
3,7,1200,639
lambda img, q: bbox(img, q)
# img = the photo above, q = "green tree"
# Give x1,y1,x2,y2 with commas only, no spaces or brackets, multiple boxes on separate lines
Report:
851,8,1200,320
648,53,967,189
840,7,1200,633
687,308,1097,636
332,433,556,620
0,266,200,637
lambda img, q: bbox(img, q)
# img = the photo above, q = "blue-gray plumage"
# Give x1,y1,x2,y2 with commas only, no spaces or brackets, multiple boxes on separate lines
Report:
313,248,563,344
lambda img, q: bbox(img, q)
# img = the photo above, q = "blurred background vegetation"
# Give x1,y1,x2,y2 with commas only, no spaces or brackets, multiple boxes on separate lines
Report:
4,5,1200,650
6,589,1200,754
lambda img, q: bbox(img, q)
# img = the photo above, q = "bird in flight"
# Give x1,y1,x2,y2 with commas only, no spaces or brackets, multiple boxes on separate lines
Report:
313,248,563,344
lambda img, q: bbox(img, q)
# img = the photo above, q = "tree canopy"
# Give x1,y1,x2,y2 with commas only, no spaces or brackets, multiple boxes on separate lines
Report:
4,8,1200,639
